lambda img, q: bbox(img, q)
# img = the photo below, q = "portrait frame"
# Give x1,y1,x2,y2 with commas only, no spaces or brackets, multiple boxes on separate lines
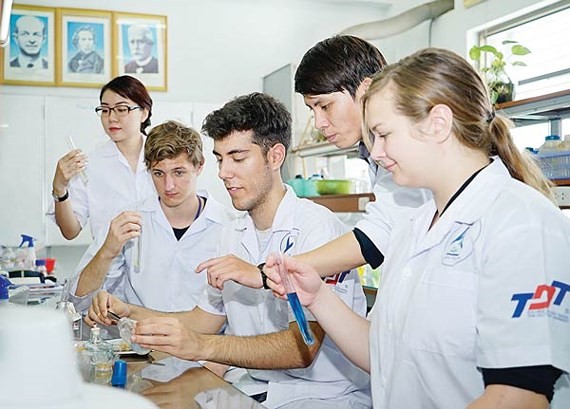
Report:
57,8,113,88
0,4,56,86
113,12,167,91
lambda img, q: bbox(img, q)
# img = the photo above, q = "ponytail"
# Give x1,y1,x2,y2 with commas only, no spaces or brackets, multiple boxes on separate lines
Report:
489,114,555,202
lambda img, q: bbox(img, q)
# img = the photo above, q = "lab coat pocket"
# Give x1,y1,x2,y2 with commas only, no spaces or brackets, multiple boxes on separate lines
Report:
404,267,477,358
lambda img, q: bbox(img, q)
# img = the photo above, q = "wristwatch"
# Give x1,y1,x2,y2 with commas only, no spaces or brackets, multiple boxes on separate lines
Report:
257,263,270,290
52,189,69,202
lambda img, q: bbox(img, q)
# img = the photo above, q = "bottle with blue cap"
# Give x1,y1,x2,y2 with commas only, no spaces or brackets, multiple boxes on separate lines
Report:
16,234,37,271
0,275,11,306
538,135,561,154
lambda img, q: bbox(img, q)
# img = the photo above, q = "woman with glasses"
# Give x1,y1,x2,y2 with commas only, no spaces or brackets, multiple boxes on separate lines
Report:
48,75,156,240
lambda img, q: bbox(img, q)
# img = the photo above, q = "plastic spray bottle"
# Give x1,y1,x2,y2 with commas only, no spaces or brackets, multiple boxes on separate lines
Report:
0,275,11,306
17,235,37,271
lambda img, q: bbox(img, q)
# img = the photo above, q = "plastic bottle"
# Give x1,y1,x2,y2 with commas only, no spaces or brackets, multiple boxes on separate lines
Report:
17,234,37,271
35,259,47,276
558,135,570,151
538,135,561,154
0,275,11,306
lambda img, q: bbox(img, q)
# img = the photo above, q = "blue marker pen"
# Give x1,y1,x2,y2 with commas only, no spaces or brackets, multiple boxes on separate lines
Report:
273,252,314,346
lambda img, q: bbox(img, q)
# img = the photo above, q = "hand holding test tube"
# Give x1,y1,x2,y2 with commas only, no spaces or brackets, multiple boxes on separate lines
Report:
273,252,315,346
67,134,88,184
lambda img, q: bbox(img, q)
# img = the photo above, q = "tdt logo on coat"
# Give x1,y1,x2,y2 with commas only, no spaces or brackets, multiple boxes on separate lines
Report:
442,221,480,266
511,280,570,320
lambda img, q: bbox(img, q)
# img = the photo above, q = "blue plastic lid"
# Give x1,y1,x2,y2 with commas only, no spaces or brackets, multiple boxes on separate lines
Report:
0,275,12,300
111,359,127,387
545,135,561,141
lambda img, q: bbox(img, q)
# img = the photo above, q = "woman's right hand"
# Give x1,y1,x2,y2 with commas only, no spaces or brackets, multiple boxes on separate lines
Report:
85,291,131,327
264,254,325,308
52,149,87,194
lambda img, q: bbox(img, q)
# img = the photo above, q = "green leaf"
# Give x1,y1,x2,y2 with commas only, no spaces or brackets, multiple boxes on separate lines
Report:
511,45,531,55
502,40,518,45
469,47,481,61
512,61,527,67
479,45,499,54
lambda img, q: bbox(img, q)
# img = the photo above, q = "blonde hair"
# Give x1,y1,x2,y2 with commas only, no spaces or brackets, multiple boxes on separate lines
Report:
145,120,204,169
362,47,554,202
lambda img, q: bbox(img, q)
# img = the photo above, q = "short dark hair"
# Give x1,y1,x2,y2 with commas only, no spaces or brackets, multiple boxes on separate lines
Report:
100,75,153,134
294,35,387,98
145,120,204,169
201,92,291,156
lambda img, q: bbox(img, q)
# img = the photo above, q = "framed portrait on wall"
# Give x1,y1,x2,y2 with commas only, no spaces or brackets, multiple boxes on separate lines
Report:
113,12,167,91
0,4,56,86
57,8,112,87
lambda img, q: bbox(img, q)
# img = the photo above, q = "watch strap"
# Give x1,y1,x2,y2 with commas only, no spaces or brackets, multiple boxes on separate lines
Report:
257,263,270,290
52,189,69,202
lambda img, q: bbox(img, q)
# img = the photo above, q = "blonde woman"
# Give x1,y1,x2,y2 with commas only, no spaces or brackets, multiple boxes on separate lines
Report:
266,48,570,409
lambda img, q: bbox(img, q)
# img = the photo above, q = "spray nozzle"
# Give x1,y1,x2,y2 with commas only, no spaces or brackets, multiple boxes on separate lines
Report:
19,234,35,248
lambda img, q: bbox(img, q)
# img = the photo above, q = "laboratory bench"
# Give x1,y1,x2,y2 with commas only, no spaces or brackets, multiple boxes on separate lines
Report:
125,351,261,408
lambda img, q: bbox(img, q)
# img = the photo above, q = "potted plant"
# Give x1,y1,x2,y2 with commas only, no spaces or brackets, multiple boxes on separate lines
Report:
469,40,531,105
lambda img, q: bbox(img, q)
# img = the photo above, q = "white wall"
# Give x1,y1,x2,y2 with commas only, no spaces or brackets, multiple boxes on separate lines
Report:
0,0,553,263
0,0,387,246
370,0,556,63
2,0,388,102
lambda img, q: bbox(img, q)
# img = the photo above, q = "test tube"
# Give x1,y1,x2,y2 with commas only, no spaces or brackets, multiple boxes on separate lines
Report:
67,135,88,184
132,204,142,273
132,233,141,273
273,252,314,346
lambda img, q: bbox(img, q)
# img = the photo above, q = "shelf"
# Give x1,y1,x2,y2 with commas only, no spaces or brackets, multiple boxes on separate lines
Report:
305,193,375,213
554,179,570,186
496,89,570,126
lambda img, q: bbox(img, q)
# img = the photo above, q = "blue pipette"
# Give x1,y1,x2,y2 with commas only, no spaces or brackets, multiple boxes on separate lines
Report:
273,252,314,346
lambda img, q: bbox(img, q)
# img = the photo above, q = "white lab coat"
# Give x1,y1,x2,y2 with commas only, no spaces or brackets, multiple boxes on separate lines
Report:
355,142,431,255
369,158,570,408
47,138,157,239
68,191,235,313
198,185,371,409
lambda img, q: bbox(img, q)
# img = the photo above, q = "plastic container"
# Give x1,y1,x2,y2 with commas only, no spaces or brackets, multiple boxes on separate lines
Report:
16,234,37,271
559,135,570,151
44,258,56,274
315,179,352,195
0,275,10,306
536,151,570,179
538,135,561,154
286,175,306,197
35,259,47,276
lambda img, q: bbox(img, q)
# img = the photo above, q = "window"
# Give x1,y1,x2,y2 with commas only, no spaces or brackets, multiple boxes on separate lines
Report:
478,2,570,101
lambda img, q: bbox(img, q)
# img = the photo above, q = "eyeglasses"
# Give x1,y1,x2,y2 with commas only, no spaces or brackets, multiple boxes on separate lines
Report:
95,105,141,117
